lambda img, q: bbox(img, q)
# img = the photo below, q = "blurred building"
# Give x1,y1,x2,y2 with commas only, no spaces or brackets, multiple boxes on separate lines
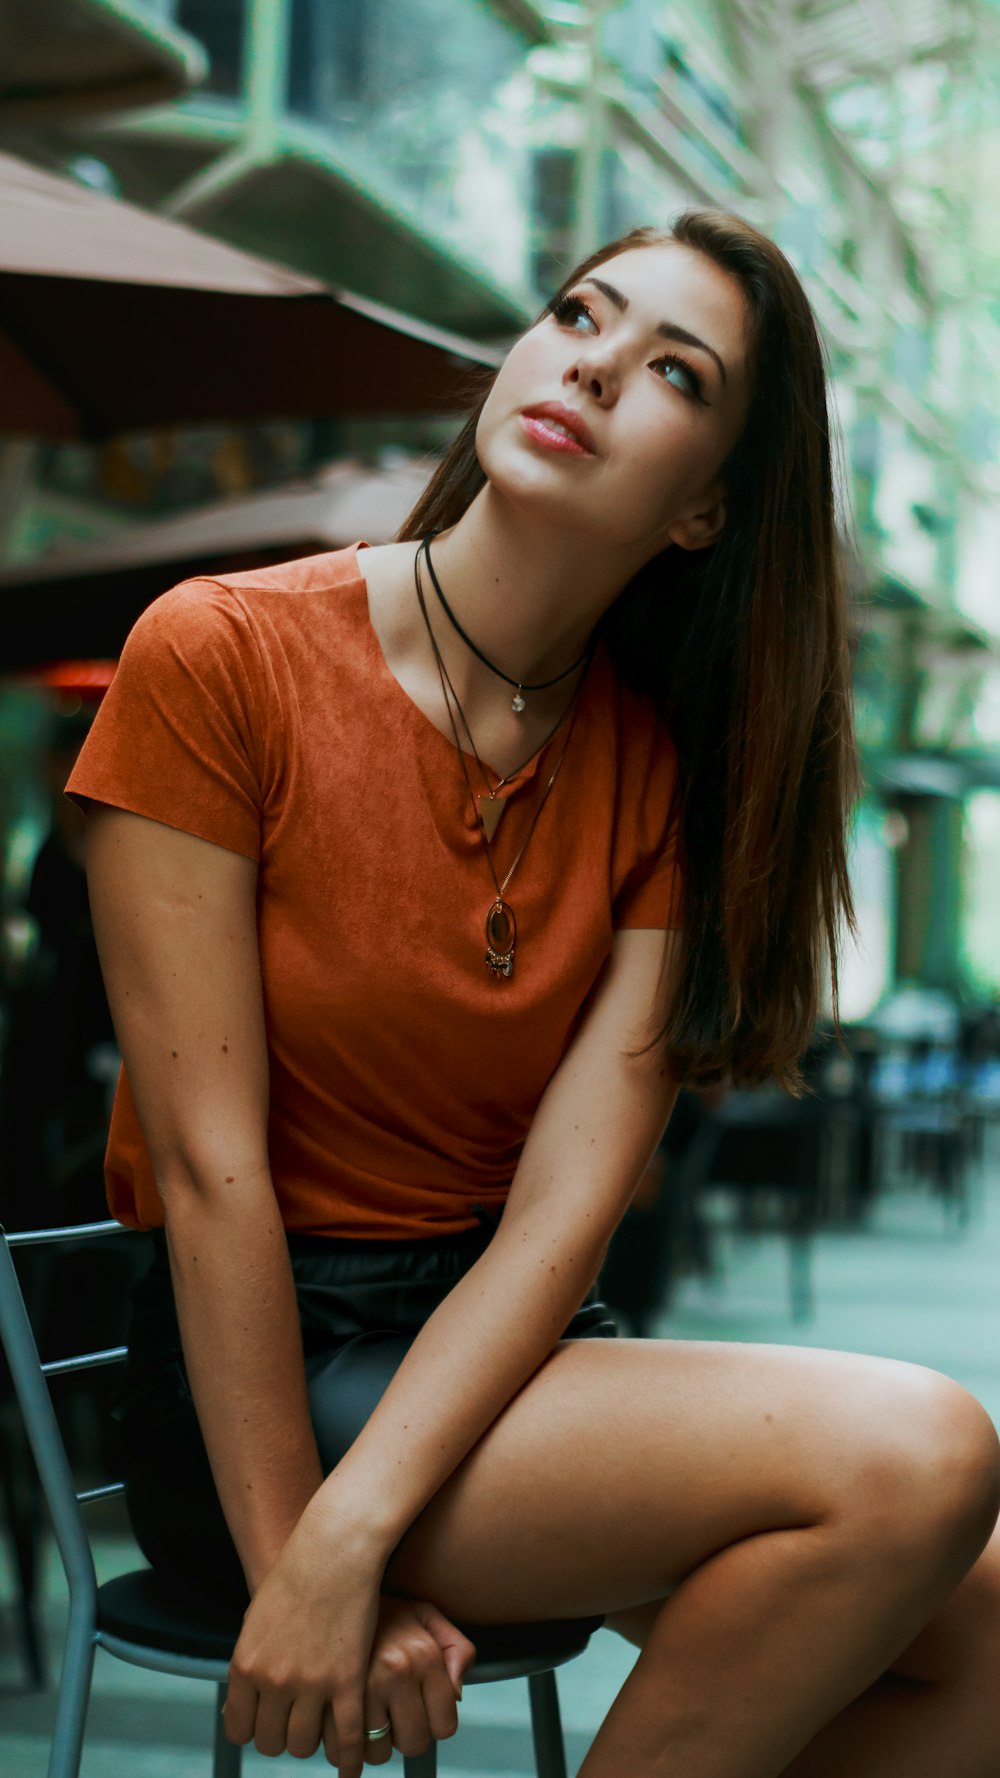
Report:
2,0,1000,1017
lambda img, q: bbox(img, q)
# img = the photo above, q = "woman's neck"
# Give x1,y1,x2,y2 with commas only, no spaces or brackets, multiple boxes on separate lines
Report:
358,485,651,778
429,485,637,688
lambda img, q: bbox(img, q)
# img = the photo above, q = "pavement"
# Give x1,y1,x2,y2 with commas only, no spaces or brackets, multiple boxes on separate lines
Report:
3,1126,1000,1775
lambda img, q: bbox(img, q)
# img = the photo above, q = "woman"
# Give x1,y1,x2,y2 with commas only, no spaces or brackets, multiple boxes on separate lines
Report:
70,212,1000,1778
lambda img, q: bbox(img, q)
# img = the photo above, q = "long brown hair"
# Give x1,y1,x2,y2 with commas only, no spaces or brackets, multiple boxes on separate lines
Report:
400,211,860,1091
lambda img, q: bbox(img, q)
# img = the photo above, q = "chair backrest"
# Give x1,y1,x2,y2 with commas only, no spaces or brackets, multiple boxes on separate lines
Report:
0,1219,132,1620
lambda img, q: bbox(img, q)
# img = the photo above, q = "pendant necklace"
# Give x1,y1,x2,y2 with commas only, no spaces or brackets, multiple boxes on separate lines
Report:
422,533,592,715
414,544,589,980
429,607,587,845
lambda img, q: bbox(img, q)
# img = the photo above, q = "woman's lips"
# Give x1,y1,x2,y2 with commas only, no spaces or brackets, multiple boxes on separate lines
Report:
519,412,595,457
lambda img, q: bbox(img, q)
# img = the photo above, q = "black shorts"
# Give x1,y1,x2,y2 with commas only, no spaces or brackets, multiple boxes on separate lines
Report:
117,1213,618,1614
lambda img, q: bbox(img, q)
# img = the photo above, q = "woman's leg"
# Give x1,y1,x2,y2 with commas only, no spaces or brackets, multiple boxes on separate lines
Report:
611,1520,1000,1777
382,1338,1000,1778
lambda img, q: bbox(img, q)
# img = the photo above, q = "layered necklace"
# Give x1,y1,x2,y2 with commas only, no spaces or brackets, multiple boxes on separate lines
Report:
422,532,592,714
414,537,591,980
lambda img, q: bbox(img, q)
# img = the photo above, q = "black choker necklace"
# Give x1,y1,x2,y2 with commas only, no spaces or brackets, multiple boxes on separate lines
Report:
420,535,592,714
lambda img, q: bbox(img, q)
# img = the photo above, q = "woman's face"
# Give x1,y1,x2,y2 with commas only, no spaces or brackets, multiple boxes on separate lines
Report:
476,242,753,559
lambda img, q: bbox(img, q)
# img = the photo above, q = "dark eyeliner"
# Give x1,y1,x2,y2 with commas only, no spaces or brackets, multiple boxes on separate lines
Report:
656,353,708,405
549,293,593,325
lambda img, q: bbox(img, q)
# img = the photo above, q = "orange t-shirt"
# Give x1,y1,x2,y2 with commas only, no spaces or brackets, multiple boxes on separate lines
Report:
67,545,681,1239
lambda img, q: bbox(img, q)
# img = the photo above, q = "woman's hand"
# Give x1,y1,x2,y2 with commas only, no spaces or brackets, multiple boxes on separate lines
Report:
353,1593,477,1767
223,1504,476,1772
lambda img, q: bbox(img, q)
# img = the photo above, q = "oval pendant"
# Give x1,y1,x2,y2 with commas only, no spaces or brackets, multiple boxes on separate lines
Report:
511,691,526,713
485,899,516,978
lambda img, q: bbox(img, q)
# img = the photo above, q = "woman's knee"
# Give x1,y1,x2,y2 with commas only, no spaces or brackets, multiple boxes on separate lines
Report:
833,1364,1000,1578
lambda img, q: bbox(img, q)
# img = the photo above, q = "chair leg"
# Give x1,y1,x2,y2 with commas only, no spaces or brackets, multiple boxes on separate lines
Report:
0,1421,46,1687
213,1681,243,1778
403,1747,438,1777
528,1669,568,1778
47,1606,96,1778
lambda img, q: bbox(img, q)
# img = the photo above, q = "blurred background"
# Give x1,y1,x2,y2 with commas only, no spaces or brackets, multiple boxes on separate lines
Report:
2,1,1000,1771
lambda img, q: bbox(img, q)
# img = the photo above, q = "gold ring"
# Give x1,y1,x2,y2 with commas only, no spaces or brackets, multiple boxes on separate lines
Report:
364,1722,392,1741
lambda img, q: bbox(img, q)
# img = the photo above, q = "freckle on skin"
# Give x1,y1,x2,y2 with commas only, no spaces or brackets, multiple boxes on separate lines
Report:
222,1043,228,1053
225,1176,234,1183
171,1050,178,1059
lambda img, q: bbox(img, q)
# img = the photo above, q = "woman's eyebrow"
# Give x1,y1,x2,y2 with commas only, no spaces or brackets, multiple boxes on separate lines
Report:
580,276,728,385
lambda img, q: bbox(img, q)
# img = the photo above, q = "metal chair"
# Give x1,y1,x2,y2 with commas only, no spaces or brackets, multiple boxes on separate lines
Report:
0,1218,599,1778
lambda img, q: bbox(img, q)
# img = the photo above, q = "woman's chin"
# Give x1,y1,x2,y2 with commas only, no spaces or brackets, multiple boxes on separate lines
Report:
481,453,605,528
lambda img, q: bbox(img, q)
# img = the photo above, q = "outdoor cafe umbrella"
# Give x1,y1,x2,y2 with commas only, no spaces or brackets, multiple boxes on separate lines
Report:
0,456,430,670
0,0,207,125
0,151,500,439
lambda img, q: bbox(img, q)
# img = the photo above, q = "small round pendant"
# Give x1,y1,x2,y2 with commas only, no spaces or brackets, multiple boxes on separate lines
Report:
485,899,516,978
511,690,526,713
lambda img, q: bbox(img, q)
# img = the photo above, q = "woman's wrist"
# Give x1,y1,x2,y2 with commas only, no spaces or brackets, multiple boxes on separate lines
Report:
299,1473,402,1571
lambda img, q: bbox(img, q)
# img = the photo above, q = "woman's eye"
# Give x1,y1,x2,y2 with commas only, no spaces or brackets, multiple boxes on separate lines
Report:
550,294,596,334
655,355,706,404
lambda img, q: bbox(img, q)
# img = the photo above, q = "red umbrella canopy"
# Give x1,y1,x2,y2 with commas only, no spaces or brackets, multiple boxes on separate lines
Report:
13,660,117,698
0,152,502,438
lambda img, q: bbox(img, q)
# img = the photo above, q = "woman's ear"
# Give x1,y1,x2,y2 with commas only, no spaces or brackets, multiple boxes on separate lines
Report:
668,487,727,552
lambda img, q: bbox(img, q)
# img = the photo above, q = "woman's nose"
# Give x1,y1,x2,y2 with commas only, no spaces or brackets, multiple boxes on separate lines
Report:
565,348,619,404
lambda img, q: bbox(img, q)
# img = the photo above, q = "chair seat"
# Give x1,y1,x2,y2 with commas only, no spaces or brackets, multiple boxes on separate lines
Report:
98,1568,602,1669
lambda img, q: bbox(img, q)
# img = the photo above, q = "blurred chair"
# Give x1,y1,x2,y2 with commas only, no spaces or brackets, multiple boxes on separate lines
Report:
0,1218,597,1778
675,1085,826,1322
871,1039,969,1222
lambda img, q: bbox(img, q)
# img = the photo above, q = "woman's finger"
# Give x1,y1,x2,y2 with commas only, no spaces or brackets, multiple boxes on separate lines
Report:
372,1662,427,1761
417,1601,477,1695
222,1670,260,1747
285,1695,325,1761
251,1689,293,1759
330,1687,367,1778
374,1630,446,1758
421,1658,460,1745
320,1702,339,1768
360,1675,395,1767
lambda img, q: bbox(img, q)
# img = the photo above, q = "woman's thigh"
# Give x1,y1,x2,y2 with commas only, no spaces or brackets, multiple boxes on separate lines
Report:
384,1336,998,1623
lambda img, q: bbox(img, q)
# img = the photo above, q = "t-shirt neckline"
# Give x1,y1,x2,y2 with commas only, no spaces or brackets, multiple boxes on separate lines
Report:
349,539,585,795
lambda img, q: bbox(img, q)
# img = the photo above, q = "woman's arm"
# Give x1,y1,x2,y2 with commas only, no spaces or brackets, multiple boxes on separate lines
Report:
88,804,479,1766
85,803,323,1588
302,924,681,1556
224,923,680,1769
224,923,679,1769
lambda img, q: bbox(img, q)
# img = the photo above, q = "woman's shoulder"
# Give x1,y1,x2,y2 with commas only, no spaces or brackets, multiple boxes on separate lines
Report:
123,544,368,665
146,543,365,621
197,543,367,607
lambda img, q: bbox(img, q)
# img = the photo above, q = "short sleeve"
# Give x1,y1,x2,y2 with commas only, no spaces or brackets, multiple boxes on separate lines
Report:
612,722,684,932
65,578,267,861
